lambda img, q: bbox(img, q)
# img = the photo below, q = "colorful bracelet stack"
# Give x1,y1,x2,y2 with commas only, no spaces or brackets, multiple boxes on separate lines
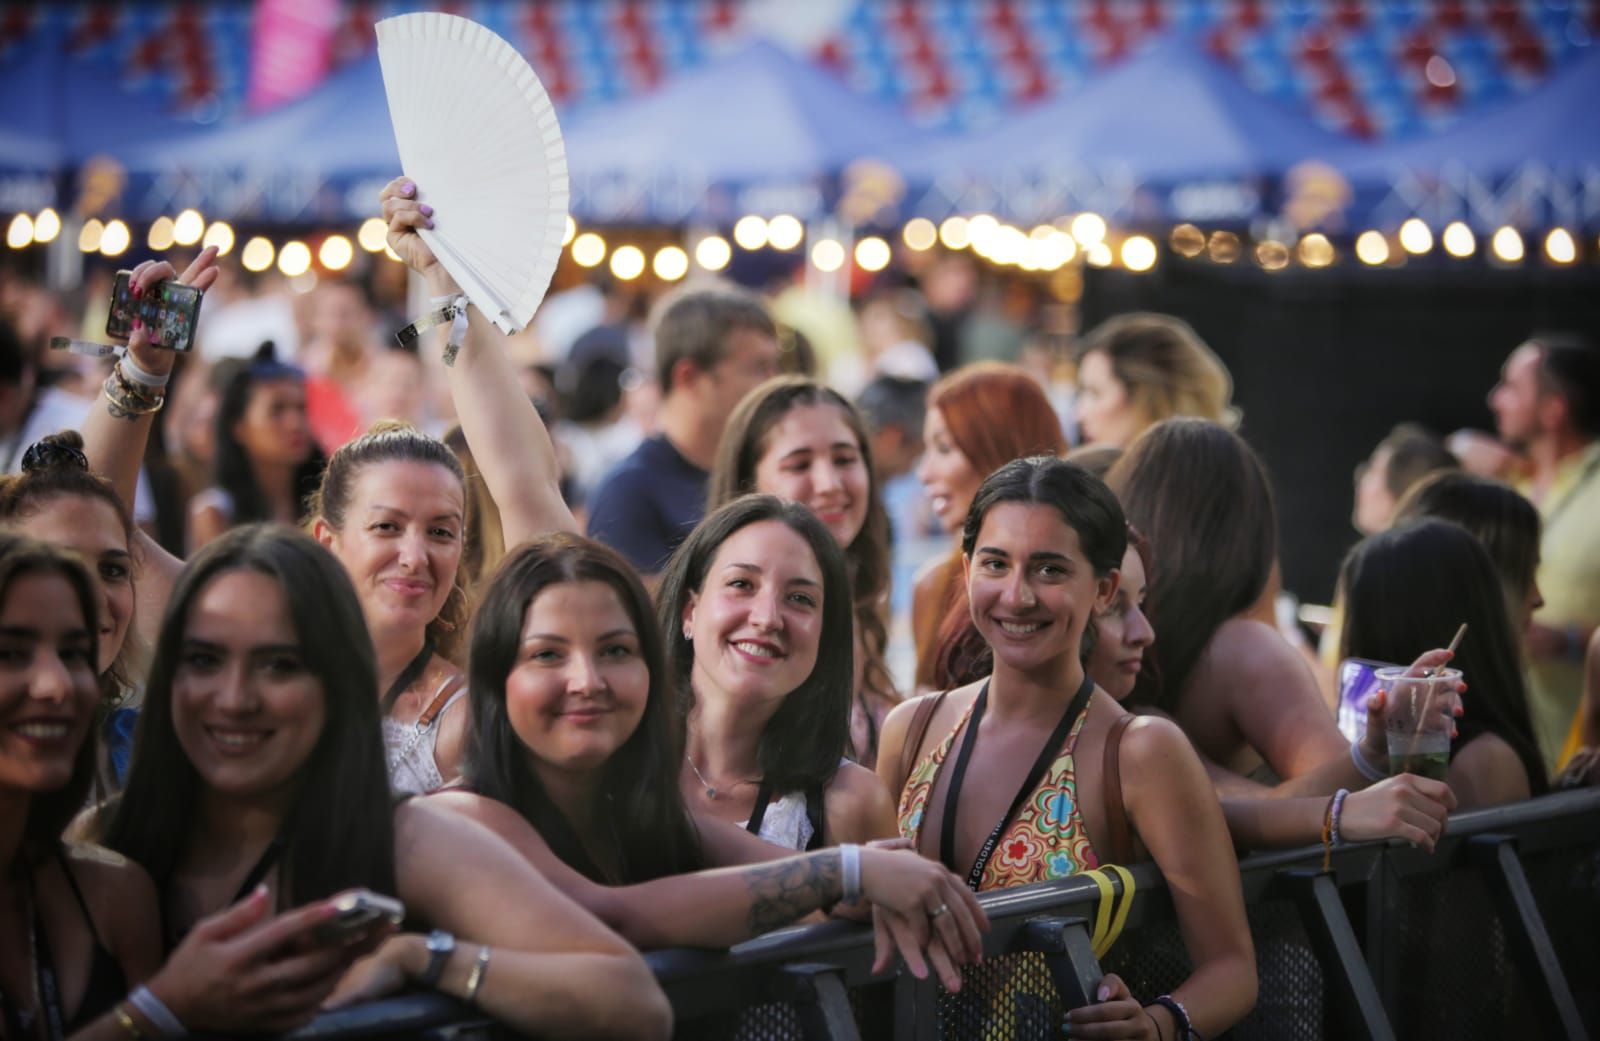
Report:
104,359,167,419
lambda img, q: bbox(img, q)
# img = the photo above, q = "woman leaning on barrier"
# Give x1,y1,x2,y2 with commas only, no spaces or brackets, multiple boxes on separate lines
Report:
879,458,1257,1041
98,526,671,1040
1341,519,1549,808
1076,510,1462,854
427,520,990,993
1105,419,1460,851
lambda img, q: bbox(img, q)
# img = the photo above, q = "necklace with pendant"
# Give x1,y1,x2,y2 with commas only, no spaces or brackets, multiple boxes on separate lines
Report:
685,754,721,799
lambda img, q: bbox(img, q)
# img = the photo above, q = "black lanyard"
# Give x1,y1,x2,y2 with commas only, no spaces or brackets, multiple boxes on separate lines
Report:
0,860,67,1041
380,638,435,714
939,673,1095,892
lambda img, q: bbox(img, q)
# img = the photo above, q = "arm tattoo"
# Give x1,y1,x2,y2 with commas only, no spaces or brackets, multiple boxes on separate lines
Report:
743,850,842,934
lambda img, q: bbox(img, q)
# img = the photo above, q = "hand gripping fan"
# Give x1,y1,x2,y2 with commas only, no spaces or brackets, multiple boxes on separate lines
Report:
375,12,568,334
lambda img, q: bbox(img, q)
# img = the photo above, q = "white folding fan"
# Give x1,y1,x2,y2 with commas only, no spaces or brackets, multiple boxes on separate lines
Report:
375,12,568,334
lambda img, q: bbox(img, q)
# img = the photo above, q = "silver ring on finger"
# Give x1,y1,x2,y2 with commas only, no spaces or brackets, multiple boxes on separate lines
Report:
929,903,950,920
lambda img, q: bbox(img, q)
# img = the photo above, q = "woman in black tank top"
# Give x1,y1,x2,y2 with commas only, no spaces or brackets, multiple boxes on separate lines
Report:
0,537,156,1038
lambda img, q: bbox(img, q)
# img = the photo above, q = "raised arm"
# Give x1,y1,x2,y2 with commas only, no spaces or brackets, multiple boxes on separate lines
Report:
79,250,218,647
379,178,577,546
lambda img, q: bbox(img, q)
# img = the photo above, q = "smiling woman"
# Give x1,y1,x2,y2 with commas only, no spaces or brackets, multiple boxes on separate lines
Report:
708,377,896,765
658,495,898,854
877,458,1256,1041
1,431,148,789
100,525,673,1040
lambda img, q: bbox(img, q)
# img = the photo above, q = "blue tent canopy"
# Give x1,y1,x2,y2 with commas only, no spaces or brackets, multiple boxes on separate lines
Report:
563,39,931,222
114,52,401,222
898,35,1361,224
1335,50,1600,230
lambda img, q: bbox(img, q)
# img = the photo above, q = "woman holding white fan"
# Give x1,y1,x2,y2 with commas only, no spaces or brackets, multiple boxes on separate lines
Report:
76,181,576,795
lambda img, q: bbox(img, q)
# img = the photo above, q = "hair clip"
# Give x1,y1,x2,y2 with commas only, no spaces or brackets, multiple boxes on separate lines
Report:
21,439,89,474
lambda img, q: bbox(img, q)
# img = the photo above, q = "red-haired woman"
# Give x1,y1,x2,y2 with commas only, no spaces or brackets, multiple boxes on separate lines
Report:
912,363,1067,691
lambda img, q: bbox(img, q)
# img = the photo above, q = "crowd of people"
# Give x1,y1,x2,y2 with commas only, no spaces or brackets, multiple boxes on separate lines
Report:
0,174,1597,1041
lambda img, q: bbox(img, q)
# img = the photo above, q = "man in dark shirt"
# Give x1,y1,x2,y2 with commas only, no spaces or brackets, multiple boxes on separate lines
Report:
587,285,780,575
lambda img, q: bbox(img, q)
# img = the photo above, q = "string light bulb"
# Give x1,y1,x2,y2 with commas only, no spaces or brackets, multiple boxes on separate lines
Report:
938,216,971,250
358,218,389,252
694,235,731,271
1355,231,1390,266
1398,218,1433,255
147,216,177,251
1442,221,1475,258
319,235,354,271
5,214,32,249
1491,226,1524,263
903,218,937,251
571,232,607,268
32,208,60,244
241,237,275,272
652,245,689,281
1121,236,1158,272
766,215,803,251
609,245,645,280
99,220,130,257
733,215,769,251
811,238,845,272
277,240,312,277
78,218,105,253
1544,228,1577,265
202,222,235,255
173,209,205,246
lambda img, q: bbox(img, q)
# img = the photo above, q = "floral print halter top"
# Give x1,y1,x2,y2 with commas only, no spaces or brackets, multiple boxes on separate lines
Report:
897,695,1100,891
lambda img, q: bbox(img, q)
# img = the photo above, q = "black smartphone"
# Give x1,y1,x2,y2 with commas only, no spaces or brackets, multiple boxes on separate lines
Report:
314,889,405,944
106,270,204,352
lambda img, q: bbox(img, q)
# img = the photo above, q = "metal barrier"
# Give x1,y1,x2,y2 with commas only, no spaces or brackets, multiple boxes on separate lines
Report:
268,788,1600,1041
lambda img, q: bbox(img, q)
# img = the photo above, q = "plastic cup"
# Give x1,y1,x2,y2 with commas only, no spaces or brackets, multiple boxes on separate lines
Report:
1376,666,1460,781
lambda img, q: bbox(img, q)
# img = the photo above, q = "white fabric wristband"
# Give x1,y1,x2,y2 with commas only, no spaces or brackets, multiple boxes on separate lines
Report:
840,844,862,904
118,352,171,389
1350,741,1386,783
129,984,187,1038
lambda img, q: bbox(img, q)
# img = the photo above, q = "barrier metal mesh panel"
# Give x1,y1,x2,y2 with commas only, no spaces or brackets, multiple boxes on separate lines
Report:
669,975,892,1041
1103,898,1329,1041
1524,843,1600,1035
937,951,1064,1040
1393,866,1531,1040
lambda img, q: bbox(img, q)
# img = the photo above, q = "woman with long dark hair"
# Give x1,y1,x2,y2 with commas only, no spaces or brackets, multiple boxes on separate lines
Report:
188,345,325,548
428,532,986,988
100,525,670,1039
657,495,896,853
1106,419,1458,847
707,376,897,765
878,458,1256,1039
913,363,1067,691
1341,519,1548,806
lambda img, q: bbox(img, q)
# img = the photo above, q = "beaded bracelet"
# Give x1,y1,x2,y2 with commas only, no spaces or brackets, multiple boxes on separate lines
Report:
1150,995,1202,1041
1330,788,1351,847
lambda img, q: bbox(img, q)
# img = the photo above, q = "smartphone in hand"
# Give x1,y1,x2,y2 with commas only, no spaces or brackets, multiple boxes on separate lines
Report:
106,270,204,352
314,889,405,945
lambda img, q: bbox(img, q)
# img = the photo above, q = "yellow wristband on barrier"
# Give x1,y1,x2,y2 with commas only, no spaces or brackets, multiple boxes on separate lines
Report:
1085,863,1137,959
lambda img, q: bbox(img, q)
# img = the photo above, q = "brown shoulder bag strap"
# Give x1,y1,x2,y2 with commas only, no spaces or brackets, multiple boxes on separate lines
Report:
418,673,467,729
1102,712,1138,866
896,691,950,796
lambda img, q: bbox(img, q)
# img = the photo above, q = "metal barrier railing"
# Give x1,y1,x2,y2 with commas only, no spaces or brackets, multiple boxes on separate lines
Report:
266,788,1600,1041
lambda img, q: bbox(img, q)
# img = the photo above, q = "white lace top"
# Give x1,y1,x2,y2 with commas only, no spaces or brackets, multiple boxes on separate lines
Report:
383,686,468,796
740,790,815,851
